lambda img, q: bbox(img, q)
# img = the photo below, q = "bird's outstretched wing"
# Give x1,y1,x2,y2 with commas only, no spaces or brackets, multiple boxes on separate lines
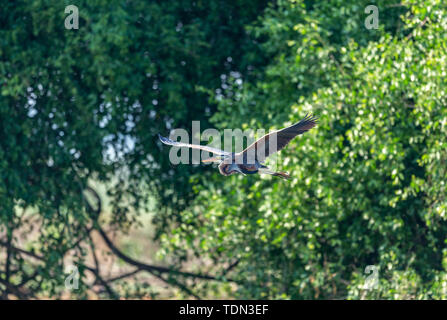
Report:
158,134,230,156
238,114,318,162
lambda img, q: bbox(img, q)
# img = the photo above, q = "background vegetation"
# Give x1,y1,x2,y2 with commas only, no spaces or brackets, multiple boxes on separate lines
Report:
1,0,447,299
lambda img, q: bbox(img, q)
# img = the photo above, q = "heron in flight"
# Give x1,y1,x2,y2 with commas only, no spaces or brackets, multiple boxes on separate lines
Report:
159,114,317,180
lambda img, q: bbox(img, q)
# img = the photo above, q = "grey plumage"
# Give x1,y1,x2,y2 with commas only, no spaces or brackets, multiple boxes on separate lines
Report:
159,114,318,179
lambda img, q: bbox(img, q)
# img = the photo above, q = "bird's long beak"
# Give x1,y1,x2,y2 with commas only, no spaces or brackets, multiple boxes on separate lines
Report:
201,156,223,163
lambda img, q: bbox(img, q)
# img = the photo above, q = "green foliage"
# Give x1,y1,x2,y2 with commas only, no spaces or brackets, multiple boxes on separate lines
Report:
2,0,447,299
160,0,447,299
0,0,268,298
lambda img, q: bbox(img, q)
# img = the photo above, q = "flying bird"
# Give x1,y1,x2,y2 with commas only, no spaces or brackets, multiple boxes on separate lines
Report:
158,114,318,180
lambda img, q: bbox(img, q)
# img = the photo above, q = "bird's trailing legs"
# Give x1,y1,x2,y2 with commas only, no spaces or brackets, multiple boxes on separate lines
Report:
258,167,291,180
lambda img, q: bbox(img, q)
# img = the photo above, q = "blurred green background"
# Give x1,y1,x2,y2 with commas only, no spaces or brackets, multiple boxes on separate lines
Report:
1,0,447,299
